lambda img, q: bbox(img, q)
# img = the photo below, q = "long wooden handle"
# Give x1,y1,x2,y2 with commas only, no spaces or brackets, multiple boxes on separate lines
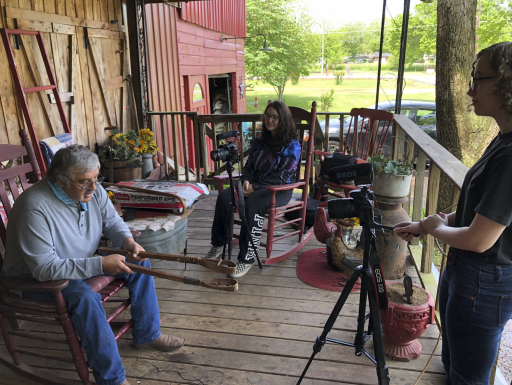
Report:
98,247,236,275
101,182,187,215
125,263,238,292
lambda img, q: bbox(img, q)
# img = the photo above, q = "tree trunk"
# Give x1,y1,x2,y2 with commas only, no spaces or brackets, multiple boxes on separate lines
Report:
435,0,497,213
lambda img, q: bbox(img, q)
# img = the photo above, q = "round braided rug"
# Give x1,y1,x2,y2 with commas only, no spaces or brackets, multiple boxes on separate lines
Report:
296,248,361,292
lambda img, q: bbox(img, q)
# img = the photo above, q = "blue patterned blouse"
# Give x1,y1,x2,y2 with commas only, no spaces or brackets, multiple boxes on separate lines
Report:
240,138,302,189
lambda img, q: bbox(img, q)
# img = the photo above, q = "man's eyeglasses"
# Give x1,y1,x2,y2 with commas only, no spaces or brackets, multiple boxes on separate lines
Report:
469,76,498,90
65,175,105,190
263,113,280,122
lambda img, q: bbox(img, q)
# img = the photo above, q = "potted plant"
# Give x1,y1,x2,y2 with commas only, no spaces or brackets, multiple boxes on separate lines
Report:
99,130,143,183
368,153,415,198
380,277,435,361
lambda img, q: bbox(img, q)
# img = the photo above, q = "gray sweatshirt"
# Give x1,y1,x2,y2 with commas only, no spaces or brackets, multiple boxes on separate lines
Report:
2,179,132,281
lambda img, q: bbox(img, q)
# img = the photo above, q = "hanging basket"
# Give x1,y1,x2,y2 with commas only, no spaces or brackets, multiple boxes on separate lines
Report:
372,172,412,198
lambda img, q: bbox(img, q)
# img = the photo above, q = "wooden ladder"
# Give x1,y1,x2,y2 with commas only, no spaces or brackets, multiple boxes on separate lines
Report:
0,28,71,176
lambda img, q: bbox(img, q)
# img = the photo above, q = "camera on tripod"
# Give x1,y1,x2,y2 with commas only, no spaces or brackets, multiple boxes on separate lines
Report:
210,130,240,162
326,162,374,221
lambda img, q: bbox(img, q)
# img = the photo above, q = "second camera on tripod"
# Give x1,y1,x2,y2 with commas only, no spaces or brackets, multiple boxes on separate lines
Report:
210,130,240,162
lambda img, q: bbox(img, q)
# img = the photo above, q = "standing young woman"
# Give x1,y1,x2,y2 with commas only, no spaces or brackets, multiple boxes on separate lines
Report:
205,100,302,278
394,42,512,384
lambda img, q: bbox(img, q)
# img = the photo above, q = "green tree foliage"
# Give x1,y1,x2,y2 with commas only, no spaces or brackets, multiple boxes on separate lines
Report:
387,0,437,65
245,0,316,101
386,0,512,65
338,22,368,61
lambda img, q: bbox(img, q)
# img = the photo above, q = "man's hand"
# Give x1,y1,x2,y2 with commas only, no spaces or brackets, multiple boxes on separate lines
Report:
102,254,134,275
393,221,428,242
242,180,255,197
121,237,145,262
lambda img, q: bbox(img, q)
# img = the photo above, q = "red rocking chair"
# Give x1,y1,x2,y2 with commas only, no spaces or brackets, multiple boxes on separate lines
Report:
0,130,133,385
315,108,394,200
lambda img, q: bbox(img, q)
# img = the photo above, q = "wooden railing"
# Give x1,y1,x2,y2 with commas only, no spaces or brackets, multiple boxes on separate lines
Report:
196,113,262,186
147,111,200,182
316,112,350,151
391,114,468,309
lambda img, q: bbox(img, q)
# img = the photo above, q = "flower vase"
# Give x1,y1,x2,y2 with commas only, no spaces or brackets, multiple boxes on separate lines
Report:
141,153,154,179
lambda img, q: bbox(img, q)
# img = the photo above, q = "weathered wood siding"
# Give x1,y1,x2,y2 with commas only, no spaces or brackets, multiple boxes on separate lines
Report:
0,0,135,153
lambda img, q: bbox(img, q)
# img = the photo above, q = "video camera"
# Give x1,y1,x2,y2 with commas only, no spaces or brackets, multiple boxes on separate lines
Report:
326,163,374,221
210,130,240,163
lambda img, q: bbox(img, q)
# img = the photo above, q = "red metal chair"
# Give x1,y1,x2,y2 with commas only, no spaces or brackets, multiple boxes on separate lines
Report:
221,102,318,264
0,130,132,385
315,108,394,200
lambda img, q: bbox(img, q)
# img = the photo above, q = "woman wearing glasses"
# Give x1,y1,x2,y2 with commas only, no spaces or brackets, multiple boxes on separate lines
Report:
394,42,512,384
206,100,302,278
2,145,184,385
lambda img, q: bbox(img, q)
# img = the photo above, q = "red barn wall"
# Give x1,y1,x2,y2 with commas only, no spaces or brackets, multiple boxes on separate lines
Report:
145,1,247,172
180,0,246,37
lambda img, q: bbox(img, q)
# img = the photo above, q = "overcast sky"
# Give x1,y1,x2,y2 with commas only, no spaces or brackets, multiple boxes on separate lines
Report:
300,0,423,31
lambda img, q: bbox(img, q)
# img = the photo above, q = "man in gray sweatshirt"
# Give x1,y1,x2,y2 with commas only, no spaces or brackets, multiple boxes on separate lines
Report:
2,145,184,385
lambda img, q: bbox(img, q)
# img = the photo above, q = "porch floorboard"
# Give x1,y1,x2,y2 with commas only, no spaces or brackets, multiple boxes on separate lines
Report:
0,192,445,384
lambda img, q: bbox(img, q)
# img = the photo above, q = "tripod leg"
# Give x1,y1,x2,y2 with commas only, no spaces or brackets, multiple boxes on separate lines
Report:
362,269,390,385
296,266,363,385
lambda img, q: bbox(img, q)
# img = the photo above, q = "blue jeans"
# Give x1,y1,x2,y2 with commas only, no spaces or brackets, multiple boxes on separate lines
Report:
440,248,512,385
23,259,161,385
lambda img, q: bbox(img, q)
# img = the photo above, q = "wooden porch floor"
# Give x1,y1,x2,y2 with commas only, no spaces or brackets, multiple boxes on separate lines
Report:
0,192,445,385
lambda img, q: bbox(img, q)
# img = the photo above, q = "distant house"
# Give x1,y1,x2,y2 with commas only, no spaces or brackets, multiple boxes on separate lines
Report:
371,53,392,64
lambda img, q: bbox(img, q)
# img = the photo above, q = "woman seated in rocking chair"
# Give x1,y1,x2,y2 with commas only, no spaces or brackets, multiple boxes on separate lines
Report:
205,100,302,278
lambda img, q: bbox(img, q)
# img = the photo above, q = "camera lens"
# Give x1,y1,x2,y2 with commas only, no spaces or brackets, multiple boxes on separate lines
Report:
211,147,229,162
328,198,357,219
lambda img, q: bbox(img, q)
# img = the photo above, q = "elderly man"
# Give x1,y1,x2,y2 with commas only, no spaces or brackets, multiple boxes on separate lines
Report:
2,145,185,385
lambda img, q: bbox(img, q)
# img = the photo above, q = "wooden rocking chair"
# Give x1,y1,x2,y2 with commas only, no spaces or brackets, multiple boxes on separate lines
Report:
0,130,133,385
217,102,318,264
315,108,394,200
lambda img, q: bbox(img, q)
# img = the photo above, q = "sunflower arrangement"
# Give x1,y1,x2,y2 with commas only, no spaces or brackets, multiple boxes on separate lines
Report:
98,129,142,167
135,128,159,154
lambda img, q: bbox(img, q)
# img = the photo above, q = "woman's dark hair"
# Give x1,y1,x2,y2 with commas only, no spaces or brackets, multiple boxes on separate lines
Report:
260,100,297,151
472,42,512,115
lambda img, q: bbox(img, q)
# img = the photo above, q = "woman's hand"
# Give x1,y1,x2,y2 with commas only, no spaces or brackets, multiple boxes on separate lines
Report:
420,213,449,235
393,221,428,242
121,237,145,262
242,180,255,197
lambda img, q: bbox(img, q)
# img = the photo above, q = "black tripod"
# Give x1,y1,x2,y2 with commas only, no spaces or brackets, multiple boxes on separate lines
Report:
297,186,392,385
221,158,262,269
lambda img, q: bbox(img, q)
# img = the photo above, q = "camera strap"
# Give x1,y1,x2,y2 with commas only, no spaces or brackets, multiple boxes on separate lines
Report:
369,252,388,310
234,183,246,221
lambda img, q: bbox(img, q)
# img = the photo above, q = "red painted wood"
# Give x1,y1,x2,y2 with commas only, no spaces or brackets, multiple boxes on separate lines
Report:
23,85,55,93
180,0,246,37
0,29,72,176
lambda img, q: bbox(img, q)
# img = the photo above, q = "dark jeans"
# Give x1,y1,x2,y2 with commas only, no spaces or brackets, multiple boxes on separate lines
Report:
23,259,161,385
440,247,512,385
211,183,292,263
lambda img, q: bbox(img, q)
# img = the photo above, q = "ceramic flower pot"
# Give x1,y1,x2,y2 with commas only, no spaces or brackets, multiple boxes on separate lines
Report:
379,282,435,361
372,172,412,198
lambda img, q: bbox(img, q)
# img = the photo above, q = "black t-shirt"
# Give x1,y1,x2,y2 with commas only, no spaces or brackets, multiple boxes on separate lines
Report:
454,131,512,264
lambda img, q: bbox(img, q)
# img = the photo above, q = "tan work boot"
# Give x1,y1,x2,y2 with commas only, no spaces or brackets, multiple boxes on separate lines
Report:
134,334,185,352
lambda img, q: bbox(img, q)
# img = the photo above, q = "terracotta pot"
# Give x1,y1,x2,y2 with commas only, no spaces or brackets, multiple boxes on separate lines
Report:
379,282,435,361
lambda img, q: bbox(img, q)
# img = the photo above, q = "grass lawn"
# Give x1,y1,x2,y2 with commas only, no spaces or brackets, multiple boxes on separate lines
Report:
245,78,435,119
